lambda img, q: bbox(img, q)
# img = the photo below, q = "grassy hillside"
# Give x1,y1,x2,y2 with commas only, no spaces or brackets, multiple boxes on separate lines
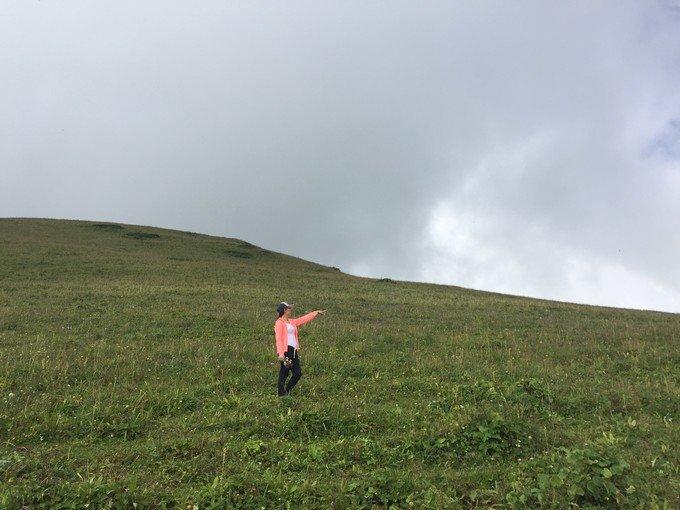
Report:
1,218,678,509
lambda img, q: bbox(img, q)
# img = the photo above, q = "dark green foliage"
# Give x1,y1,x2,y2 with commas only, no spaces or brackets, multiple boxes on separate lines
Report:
0,479,154,510
506,435,637,508
124,231,161,240
346,470,416,508
90,223,124,230
224,249,253,258
404,413,528,461
0,218,678,509
461,414,525,457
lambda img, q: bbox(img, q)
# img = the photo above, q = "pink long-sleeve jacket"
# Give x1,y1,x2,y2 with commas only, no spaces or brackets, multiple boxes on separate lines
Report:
274,311,319,357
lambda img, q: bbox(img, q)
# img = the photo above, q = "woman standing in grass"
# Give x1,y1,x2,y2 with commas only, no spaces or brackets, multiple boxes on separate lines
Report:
275,302,326,396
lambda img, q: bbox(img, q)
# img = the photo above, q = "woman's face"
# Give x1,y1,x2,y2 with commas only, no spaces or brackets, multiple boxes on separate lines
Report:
283,307,293,319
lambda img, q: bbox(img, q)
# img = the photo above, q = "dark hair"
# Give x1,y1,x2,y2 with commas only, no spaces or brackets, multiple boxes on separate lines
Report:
278,309,285,318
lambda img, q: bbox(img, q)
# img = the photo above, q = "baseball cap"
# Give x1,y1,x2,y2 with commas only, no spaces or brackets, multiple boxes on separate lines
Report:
277,301,293,315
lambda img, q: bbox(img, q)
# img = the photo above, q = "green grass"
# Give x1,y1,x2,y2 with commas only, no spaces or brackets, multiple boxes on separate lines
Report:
0,218,678,509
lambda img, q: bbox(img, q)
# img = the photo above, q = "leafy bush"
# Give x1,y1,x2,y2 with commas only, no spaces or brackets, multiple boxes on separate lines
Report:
407,413,527,461
347,470,415,509
460,413,525,457
346,472,467,509
506,438,635,508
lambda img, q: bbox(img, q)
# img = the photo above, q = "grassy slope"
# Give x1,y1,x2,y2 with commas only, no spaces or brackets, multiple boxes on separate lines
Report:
0,218,678,509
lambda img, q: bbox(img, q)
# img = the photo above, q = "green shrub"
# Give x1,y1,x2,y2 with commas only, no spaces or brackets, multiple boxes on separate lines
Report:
460,413,525,457
406,413,528,461
347,470,416,509
506,438,635,508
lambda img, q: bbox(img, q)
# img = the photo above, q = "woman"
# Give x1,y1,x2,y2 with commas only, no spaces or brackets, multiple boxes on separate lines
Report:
274,301,326,396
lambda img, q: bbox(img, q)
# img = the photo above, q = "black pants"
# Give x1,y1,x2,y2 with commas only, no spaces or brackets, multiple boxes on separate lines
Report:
278,345,302,396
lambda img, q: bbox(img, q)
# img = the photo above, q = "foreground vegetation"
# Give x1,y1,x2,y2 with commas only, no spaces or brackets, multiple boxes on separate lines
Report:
1,218,678,509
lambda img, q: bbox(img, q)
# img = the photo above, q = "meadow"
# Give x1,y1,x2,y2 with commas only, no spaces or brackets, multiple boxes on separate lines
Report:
0,218,678,509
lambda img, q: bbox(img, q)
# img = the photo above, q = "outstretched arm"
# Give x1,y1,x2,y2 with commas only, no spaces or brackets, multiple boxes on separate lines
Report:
292,309,326,327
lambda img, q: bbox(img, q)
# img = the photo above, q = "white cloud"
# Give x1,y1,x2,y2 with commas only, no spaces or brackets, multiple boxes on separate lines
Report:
1,1,679,312
423,200,680,312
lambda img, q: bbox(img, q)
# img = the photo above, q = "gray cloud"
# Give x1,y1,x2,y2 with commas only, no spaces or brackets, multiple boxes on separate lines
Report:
1,1,679,311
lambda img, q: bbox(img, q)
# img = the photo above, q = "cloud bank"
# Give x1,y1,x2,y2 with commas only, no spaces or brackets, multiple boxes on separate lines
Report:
1,1,679,311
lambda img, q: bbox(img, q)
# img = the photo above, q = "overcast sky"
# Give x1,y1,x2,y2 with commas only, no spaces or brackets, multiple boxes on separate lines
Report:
2,1,680,312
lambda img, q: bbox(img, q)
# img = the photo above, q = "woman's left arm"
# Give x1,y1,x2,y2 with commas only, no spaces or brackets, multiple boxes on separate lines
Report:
292,310,326,327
